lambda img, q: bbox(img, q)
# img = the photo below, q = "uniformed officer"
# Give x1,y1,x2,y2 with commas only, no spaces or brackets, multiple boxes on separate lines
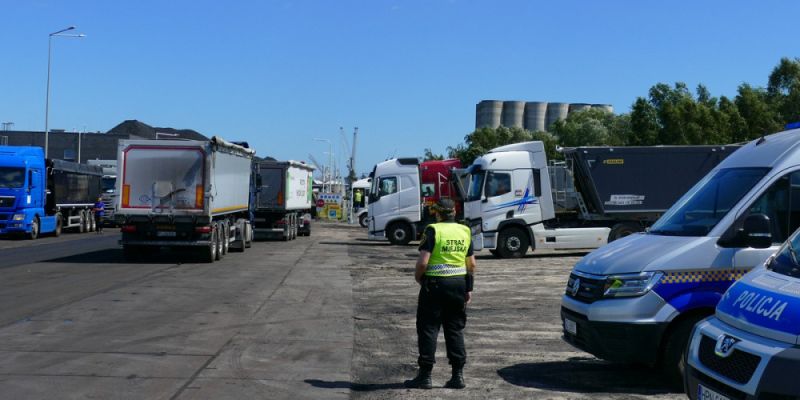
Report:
404,198,476,390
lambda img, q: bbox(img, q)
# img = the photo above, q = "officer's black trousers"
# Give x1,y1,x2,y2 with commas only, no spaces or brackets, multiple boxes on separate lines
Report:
416,276,467,368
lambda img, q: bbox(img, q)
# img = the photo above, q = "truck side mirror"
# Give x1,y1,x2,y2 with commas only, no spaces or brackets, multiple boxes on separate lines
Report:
743,213,772,249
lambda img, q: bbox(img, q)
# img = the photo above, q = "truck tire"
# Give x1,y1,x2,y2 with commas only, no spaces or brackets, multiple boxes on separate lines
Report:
359,213,368,228
232,221,246,252
244,223,253,248
88,213,96,232
661,314,705,388
497,227,529,258
79,211,87,233
200,230,217,263
609,222,640,242
27,217,39,240
215,223,224,261
387,222,412,245
221,222,230,255
54,214,63,237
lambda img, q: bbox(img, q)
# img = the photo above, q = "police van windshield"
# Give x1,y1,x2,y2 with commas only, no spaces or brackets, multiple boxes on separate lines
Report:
649,167,770,237
768,232,800,278
467,169,485,202
0,167,25,188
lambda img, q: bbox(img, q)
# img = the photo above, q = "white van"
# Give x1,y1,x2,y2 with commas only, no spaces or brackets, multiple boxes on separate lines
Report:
561,128,800,379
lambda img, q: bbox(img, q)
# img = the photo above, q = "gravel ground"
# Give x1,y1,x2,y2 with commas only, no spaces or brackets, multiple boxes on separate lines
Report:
340,225,685,400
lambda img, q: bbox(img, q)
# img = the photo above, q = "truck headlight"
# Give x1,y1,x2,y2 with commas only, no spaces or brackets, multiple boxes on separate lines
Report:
603,271,663,298
12,214,25,221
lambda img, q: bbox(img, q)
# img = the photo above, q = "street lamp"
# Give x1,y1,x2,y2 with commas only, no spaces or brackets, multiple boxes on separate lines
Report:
314,138,333,192
45,26,85,158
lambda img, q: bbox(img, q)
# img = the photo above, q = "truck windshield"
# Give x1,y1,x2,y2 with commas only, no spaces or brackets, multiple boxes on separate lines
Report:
768,233,800,278
649,167,769,237
0,167,25,188
467,170,485,202
101,177,116,192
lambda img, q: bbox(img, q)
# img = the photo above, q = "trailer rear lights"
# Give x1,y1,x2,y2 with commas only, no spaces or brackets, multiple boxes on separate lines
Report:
195,226,212,233
277,191,284,205
195,185,204,208
120,225,137,233
121,184,130,208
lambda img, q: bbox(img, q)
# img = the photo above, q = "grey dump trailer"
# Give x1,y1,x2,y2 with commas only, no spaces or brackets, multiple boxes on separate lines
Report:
252,160,314,241
48,159,104,233
551,145,741,240
115,137,255,262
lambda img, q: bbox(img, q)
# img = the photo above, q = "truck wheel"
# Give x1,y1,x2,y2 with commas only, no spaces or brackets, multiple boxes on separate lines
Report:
244,223,253,248
201,231,217,263
27,217,39,240
497,227,529,258
387,222,412,245
221,222,230,255
359,213,368,228
54,214,63,237
661,314,705,388
88,213,96,232
232,221,246,252
215,224,224,260
79,211,87,233
609,222,640,242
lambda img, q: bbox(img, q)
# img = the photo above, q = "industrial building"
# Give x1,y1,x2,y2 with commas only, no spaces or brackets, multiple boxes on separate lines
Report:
475,100,614,131
0,120,209,163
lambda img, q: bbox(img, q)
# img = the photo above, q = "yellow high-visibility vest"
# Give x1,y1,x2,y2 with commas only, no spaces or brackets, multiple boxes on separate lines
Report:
425,222,470,277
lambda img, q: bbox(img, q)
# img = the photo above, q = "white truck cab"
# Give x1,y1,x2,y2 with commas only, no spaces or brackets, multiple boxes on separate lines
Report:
464,141,609,257
367,158,422,244
352,177,371,228
561,128,800,379
686,227,800,399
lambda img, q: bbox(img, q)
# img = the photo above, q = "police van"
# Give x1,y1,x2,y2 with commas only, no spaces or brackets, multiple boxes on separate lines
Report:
685,224,800,399
561,126,800,380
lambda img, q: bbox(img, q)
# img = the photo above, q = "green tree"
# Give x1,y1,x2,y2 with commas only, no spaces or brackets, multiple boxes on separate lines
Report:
550,108,628,147
735,83,782,138
447,126,556,165
422,148,444,161
768,57,800,123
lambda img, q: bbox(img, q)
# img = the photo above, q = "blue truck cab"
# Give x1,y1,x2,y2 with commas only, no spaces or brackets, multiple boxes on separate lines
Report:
560,127,800,378
686,226,800,399
0,146,102,239
0,146,53,237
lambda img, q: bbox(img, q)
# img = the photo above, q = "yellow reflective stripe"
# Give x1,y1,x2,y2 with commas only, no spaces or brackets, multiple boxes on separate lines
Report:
425,264,467,277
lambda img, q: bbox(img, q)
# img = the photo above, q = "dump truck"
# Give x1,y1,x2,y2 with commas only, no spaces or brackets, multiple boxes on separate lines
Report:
252,160,314,240
0,146,103,238
115,137,255,262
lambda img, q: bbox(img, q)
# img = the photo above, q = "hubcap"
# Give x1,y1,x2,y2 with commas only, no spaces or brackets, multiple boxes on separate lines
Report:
394,229,406,241
506,236,521,251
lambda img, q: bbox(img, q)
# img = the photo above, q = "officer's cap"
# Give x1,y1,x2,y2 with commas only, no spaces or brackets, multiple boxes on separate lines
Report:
431,198,456,214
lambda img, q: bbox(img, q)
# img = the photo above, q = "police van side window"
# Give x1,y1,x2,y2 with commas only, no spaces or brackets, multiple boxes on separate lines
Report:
379,177,397,197
486,172,511,197
745,171,800,244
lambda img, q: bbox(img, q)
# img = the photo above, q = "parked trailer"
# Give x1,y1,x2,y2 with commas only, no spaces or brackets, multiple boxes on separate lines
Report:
87,159,118,225
115,137,255,262
0,146,102,239
252,160,314,240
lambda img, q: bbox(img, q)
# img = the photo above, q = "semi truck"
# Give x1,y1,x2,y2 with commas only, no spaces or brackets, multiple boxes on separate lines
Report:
351,177,371,227
115,137,255,262
367,158,463,245
252,160,314,240
0,146,103,239
464,142,739,257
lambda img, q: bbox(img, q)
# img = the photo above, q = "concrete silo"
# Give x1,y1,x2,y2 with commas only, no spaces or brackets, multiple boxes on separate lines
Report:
501,101,525,128
568,103,592,113
524,102,548,132
475,100,504,129
591,104,614,113
545,102,569,130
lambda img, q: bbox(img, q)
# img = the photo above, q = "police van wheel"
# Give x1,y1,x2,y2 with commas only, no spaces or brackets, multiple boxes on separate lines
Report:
387,222,412,245
661,315,704,388
497,227,528,258
359,213,368,228
609,222,640,242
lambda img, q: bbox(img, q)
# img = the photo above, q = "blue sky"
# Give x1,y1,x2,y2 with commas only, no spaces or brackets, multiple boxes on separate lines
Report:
1,1,798,175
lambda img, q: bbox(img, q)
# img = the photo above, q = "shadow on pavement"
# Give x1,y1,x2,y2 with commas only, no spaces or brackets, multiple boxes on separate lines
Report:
304,379,406,391
497,357,678,395
475,251,589,261
42,248,197,265
319,241,392,247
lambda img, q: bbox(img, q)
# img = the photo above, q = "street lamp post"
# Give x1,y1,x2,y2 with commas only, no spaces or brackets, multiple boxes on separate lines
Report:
45,26,85,158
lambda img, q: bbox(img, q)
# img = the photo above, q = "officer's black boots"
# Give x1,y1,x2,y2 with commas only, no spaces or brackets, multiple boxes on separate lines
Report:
404,365,433,389
444,366,465,389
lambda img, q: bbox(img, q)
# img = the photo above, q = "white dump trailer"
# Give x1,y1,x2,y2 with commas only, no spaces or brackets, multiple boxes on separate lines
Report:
115,137,255,262
253,160,314,240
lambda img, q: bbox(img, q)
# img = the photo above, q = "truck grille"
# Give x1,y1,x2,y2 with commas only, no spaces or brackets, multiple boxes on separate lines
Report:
0,197,14,208
698,334,760,384
565,273,606,303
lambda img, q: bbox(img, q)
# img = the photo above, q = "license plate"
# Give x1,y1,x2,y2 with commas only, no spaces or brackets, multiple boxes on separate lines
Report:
156,231,177,237
697,384,730,400
564,318,577,335
156,225,175,231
